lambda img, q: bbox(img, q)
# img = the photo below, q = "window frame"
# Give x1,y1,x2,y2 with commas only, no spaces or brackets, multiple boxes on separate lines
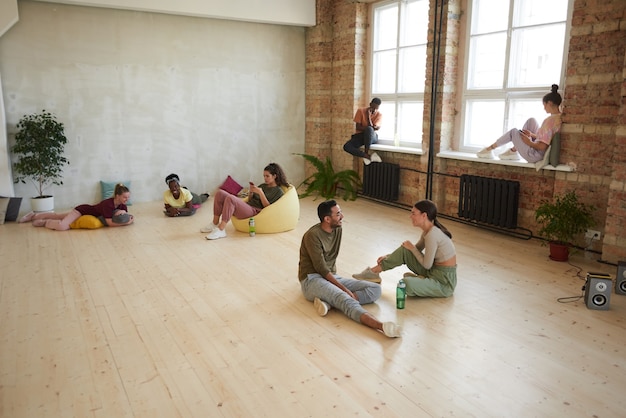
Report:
368,0,430,151
458,0,574,153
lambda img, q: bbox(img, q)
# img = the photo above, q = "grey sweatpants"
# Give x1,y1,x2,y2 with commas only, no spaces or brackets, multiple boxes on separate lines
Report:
300,274,381,322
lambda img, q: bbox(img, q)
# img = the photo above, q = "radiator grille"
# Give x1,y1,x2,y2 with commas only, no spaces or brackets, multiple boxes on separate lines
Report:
362,162,400,201
458,174,520,229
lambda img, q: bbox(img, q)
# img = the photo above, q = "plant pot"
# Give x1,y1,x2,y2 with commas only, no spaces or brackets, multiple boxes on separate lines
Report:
31,195,54,213
549,241,569,262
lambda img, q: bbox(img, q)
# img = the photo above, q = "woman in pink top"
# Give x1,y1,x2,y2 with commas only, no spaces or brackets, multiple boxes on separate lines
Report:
477,84,563,163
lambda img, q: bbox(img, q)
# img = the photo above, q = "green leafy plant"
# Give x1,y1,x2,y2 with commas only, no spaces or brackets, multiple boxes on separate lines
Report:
294,153,361,201
535,190,595,245
11,110,69,197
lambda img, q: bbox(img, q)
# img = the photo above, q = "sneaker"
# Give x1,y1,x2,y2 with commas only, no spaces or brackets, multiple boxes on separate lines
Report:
498,149,521,160
313,297,330,317
370,152,382,163
19,211,35,223
476,148,495,159
363,157,372,166
352,267,382,284
382,322,403,338
206,228,227,240
200,224,216,233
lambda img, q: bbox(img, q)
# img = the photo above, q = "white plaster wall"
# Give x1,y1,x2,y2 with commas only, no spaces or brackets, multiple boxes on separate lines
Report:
0,1,305,211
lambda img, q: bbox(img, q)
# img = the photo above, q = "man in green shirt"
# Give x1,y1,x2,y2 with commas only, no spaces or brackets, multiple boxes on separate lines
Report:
298,200,402,338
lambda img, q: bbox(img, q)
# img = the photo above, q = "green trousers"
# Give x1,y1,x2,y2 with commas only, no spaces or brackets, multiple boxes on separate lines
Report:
379,246,457,298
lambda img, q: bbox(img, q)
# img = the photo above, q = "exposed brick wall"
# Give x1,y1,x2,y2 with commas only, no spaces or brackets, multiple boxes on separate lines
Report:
306,0,626,264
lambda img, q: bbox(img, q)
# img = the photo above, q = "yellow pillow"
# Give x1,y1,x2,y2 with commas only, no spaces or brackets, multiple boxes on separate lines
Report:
70,215,105,229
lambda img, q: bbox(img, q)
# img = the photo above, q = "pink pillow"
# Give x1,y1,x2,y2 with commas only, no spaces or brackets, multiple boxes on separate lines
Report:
219,175,243,195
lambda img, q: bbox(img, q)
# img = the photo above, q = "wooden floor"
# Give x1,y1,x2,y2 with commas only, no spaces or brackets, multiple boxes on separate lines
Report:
1,196,625,417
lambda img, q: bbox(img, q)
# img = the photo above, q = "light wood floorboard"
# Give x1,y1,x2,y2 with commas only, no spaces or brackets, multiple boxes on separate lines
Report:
1,196,624,417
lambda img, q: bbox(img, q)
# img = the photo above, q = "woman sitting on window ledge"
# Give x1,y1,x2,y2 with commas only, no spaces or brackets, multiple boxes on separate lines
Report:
477,84,562,163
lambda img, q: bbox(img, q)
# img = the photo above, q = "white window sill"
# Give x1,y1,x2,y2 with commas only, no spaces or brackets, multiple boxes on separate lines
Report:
370,144,424,156
437,151,574,172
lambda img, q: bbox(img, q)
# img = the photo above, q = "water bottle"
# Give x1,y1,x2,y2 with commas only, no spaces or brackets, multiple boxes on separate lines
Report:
396,279,406,309
249,217,256,237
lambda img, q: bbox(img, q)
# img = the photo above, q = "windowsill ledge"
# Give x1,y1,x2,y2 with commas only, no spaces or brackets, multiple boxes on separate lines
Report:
437,151,574,172
370,144,424,156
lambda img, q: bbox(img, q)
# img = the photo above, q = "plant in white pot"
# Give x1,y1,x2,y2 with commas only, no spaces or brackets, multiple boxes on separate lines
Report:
11,110,69,212
534,190,596,261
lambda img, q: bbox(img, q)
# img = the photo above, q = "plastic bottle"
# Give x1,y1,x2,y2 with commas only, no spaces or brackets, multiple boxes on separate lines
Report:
249,217,256,237
396,279,406,309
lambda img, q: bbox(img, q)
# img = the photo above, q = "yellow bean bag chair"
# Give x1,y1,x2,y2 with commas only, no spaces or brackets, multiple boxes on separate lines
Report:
70,215,105,229
232,185,299,234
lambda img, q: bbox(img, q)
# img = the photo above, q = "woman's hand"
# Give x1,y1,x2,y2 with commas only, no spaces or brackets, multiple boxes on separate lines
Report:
249,183,262,195
376,255,388,265
401,240,415,251
166,206,180,217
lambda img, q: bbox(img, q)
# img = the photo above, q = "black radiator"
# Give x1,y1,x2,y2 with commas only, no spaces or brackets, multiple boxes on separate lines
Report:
458,174,520,229
362,162,400,201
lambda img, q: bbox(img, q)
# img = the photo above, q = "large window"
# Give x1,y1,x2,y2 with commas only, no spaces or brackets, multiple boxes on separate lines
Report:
461,0,571,151
371,0,429,149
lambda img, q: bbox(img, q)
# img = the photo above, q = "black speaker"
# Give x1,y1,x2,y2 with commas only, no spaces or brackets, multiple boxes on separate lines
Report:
584,274,612,310
616,261,626,295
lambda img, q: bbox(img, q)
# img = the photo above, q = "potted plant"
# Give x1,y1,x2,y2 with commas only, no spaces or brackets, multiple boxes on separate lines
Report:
11,110,69,212
534,190,596,261
294,153,362,201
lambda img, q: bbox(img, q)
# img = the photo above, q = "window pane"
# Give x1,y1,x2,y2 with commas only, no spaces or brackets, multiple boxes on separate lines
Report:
372,50,397,94
464,100,505,148
398,101,423,145
401,0,429,46
377,102,396,143
508,99,544,130
514,0,568,26
374,4,398,51
398,45,426,93
471,0,509,34
509,24,566,87
467,33,506,89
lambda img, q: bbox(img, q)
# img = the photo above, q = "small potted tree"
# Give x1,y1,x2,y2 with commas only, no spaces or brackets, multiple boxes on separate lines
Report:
294,153,362,201
11,110,69,212
534,190,596,261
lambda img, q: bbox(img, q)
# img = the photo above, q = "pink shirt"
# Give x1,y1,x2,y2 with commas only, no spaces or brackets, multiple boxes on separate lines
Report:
536,114,562,145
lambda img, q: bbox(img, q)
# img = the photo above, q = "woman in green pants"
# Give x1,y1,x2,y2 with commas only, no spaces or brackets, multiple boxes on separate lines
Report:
352,199,457,298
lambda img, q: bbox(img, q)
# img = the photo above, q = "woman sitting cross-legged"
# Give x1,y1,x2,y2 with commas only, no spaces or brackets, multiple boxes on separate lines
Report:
204,162,289,240
352,199,457,298
19,183,134,231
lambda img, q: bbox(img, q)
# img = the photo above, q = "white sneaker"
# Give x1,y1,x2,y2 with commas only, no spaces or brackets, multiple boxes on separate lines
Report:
313,297,330,317
477,148,495,159
206,228,227,240
200,224,216,233
370,152,382,163
363,157,371,165
382,322,403,338
498,149,521,160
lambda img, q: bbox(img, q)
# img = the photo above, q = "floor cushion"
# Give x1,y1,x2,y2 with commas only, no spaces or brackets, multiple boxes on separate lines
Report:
70,215,105,229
